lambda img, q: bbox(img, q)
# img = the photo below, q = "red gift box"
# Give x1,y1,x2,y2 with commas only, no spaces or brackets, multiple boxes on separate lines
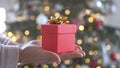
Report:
41,24,76,53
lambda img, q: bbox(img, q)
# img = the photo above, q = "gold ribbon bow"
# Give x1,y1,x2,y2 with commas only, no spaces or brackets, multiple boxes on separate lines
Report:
48,16,70,24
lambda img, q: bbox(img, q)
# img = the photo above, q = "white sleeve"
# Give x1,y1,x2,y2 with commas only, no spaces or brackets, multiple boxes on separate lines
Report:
0,34,19,68
0,44,19,68
0,34,13,45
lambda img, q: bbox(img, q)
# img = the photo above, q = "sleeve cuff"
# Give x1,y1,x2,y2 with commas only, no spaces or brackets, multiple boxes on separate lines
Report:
0,45,19,68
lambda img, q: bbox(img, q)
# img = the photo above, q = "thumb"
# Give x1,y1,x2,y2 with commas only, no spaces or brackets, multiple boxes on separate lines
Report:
31,40,42,46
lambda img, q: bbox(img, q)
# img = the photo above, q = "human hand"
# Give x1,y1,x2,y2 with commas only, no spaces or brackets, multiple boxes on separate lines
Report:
58,46,85,60
19,40,61,64
19,40,85,64
30,40,85,61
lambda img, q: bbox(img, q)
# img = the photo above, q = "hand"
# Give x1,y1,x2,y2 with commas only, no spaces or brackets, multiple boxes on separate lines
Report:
31,40,85,61
19,40,61,64
19,40,85,64
58,46,85,60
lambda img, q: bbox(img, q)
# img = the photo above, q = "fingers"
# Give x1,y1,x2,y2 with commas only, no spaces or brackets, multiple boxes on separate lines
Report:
44,51,61,64
20,43,85,64
34,50,61,64
59,51,85,61
19,46,61,64
75,46,82,51
59,46,85,60
78,50,86,57
75,46,86,56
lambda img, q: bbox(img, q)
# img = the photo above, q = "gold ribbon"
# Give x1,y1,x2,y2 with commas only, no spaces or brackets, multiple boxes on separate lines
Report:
48,16,70,24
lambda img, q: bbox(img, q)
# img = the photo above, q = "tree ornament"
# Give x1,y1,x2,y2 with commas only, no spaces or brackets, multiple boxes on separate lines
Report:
94,18,103,30
89,59,99,68
27,4,33,10
55,3,64,11
110,52,119,61
36,13,48,24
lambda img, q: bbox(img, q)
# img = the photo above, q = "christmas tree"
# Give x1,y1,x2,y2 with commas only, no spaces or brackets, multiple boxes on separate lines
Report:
5,0,120,68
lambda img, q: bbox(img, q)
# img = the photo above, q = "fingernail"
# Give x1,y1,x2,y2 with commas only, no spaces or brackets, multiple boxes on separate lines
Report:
55,58,61,64
82,51,86,56
80,53,84,57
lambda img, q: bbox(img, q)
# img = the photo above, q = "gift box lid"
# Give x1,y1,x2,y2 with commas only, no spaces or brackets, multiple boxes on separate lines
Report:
41,24,76,34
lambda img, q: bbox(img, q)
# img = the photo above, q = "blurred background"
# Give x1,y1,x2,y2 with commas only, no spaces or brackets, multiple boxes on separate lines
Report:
0,0,120,68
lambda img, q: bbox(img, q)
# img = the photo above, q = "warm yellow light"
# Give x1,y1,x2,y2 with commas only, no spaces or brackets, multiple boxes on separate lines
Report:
88,17,94,23
17,15,26,21
12,36,17,42
94,50,99,56
99,16,104,21
30,15,35,20
24,30,30,36
77,39,83,45
17,16,23,22
17,63,21,65
23,36,28,42
37,35,42,40
85,58,90,63
24,65,29,68
91,14,96,18
53,62,58,67
96,66,101,68
44,6,50,11
43,64,49,68
85,9,91,15
96,13,101,16
65,9,70,15
55,12,60,17
75,64,80,68
97,59,103,64
7,32,13,37
111,64,116,68
89,50,94,55
106,44,111,51
79,25,84,31
23,15,26,20
15,31,21,39
37,25,41,30
64,60,71,65
88,37,93,43
94,37,98,42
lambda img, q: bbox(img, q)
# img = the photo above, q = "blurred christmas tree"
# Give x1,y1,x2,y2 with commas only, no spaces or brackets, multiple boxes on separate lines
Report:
5,0,120,68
